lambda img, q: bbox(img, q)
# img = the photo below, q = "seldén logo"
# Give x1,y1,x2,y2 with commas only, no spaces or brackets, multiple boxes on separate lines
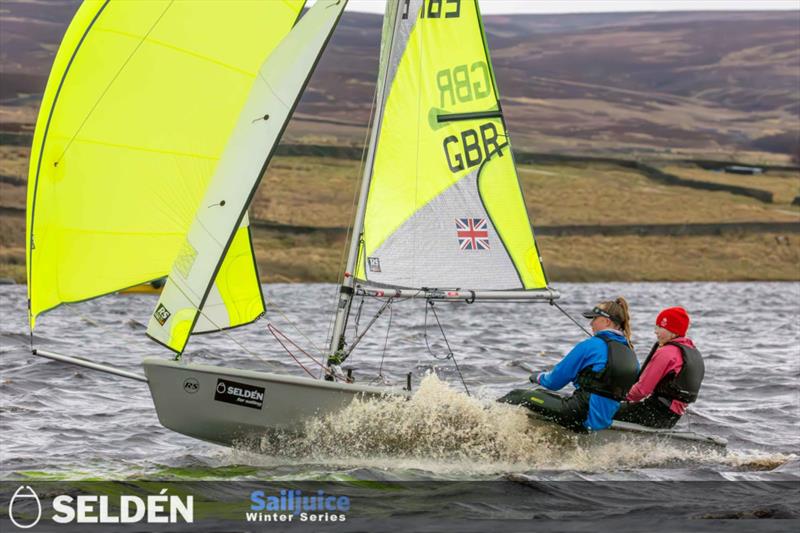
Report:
9,486,42,529
7,486,193,527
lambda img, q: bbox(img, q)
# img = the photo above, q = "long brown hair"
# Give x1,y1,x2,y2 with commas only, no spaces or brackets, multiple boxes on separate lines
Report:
599,296,633,348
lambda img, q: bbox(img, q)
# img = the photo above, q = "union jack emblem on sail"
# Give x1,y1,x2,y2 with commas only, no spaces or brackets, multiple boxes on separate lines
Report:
456,218,490,250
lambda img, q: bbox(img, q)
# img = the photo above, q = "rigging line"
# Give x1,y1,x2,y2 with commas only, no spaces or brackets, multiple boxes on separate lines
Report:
215,321,261,358
449,347,471,397
422,300,451,360
352,294,365,337
423,304,443,359
377,300,393,378
54,1,175,165
264,299,325,357
424,300,471,397
267,322,334,378
550,299,592,337
180,300,264,360
267,323,316,379
342,297,393,360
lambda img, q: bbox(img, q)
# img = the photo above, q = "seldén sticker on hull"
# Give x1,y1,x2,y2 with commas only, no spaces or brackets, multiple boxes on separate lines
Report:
214,379,265,410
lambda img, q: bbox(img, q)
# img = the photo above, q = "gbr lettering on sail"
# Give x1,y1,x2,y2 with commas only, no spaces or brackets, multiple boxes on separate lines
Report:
438,61,500,173
403,0,501,174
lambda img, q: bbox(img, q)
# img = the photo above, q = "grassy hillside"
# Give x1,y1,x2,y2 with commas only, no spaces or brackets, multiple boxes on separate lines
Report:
2,151,797,283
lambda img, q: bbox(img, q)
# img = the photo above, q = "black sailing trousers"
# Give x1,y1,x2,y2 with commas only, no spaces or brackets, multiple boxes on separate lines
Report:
498,388,590,433
614,396,681,429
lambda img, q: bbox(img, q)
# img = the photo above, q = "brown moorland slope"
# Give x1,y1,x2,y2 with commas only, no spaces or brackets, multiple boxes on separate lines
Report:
1,3,798,161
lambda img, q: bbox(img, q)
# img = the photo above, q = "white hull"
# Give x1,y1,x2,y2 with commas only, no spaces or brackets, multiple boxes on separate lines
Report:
142,357,726,452
142,357,407,447
607,420,727,449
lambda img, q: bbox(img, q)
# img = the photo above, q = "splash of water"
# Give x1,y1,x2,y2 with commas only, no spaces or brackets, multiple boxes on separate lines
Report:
244,374,756,475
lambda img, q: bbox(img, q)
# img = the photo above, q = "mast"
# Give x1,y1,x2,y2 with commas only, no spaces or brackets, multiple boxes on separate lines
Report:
327,0,402,362
328,0,558,364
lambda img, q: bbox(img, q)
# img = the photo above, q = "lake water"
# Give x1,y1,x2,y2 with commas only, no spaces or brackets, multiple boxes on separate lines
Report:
1,282,798,528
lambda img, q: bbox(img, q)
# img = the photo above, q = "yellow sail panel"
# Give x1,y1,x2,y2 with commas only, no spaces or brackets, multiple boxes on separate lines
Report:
26,0,302,327
477,151,547,288
192,224,265,334
355,0,547,290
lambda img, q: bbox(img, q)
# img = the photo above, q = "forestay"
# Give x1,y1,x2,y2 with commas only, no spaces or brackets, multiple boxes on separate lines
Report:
26,0,305,328
353,0,548,291
147,0,348,354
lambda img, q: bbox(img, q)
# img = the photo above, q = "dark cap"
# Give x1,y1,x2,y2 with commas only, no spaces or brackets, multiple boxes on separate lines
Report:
582,306,614,321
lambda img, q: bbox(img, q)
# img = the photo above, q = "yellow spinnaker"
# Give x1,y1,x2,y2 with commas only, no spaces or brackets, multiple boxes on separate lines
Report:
354,0,548,290
26,0,304,329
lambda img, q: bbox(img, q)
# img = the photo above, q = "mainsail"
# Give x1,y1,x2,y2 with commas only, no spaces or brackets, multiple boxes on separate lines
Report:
352,0,548,291
146,0,348,353
329,0,554,358
26,0,306,328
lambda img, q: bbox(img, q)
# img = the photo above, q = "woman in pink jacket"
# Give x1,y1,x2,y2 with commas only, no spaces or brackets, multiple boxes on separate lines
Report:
614,307,705,429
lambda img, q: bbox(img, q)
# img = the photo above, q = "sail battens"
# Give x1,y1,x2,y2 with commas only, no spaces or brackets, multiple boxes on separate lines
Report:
147,0,348,353
437,110,503,123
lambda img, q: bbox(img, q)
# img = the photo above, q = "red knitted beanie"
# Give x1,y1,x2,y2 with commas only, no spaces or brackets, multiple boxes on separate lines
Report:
656,306,690,336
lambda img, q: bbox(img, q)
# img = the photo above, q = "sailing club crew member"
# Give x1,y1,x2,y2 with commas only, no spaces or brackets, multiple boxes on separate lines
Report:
498,298,639,432
615,307,704,429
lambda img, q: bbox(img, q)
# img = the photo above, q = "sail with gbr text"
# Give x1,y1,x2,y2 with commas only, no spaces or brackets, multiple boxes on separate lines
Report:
353,0,548,291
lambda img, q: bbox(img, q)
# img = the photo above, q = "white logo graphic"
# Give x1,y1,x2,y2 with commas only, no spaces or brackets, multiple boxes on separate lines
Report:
368,257,381,272
52,488,193,524
9,485,42,529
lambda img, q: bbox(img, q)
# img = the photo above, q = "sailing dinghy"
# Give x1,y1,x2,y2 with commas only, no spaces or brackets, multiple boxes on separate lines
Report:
25,0,724,450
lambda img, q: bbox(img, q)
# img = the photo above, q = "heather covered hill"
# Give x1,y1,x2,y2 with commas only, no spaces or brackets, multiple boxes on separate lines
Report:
1,2,798,161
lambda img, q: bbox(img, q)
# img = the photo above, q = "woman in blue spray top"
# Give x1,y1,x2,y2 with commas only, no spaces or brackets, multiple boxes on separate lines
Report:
499,297,639,432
